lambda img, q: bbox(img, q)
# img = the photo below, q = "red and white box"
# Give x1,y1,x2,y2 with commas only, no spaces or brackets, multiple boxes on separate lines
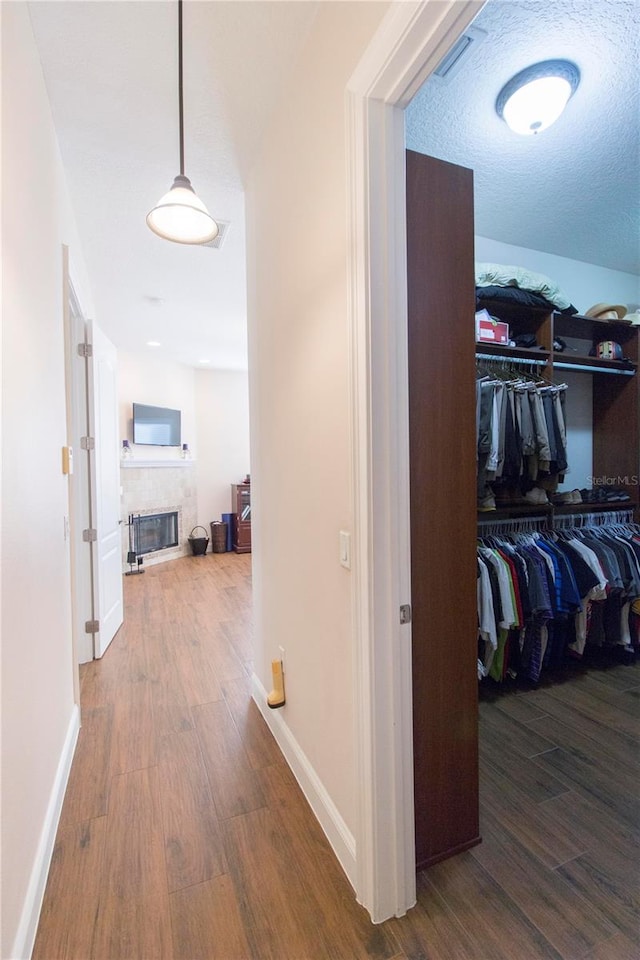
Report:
476,309,509,344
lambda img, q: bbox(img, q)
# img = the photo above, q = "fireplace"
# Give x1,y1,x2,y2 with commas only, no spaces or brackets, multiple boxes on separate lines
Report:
120,461,196,569
133,511,179,555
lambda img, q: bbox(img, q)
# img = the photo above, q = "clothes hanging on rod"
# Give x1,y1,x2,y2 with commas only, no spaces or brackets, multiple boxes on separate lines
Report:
476,358,569,509
477,511,639,684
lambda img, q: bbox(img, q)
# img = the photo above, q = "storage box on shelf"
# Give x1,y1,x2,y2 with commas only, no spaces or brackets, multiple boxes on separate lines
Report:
476,299,553,374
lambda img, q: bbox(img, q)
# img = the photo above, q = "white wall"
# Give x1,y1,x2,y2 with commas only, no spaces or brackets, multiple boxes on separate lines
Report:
245,1,389,846
475,235,640,314
195,369,250,528
560,371,593,493
118,351,197,460
118,353,250,540
1,6,94,956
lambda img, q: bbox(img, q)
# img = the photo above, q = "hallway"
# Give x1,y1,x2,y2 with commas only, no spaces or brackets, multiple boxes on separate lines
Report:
33,553,639,959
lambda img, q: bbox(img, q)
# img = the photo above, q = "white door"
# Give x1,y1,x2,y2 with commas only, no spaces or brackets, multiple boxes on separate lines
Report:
88,319,123,657
67,285,94,664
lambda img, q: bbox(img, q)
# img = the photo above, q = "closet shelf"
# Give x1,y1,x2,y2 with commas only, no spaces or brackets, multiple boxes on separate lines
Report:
476,345,637,376
553,500,638,514
476,343,550,363
476,343,638,377
553,311,637,343
479,500,638,522
553,354,636,376
478,504,553,521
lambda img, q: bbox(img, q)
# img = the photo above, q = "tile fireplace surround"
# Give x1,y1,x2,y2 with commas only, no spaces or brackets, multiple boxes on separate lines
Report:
120,460,197,569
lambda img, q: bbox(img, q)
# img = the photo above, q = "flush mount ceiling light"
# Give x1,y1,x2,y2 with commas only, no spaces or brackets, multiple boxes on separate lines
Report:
147,0,219,244
496,60,580,136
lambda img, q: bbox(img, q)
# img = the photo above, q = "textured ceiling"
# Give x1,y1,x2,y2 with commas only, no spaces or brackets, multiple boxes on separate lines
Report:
28,1,319,369
406,0,640,276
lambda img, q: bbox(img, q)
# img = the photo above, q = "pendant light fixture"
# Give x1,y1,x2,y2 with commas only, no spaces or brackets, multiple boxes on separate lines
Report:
496,60,580,136
147,0,219,244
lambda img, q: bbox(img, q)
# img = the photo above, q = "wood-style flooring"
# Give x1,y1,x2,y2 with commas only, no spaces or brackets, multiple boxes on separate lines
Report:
33,552,640,960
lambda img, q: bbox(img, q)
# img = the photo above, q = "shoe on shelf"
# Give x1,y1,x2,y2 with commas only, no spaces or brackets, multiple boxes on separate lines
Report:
605,488,631,502
478,493,496,512
524,487,549,505
554,489,582,505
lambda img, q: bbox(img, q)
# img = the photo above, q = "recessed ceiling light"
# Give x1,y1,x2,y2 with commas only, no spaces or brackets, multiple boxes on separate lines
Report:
199,358,211,364
496,60,580,136
147,340,162,347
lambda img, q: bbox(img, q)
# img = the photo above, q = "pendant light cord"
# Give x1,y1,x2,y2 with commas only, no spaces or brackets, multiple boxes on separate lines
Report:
178,0,185,176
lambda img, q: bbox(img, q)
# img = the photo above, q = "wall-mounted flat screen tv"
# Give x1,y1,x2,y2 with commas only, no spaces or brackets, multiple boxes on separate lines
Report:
132,403,181,447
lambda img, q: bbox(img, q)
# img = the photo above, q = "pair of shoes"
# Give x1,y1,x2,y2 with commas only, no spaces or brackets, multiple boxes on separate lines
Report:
581,487,631,503
524,487,549,505
553,489,582,505
602,487,631,502
478,493,496,512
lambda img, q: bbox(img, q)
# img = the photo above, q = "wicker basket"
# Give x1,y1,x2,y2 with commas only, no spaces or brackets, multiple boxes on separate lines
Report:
210,521,228,553
188,525,209,556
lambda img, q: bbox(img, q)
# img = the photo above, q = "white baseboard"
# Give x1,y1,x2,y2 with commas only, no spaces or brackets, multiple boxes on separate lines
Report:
251,673,357,889
11,704,80,960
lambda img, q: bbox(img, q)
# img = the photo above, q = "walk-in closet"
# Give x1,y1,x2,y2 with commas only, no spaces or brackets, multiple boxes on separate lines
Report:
404,0,639,878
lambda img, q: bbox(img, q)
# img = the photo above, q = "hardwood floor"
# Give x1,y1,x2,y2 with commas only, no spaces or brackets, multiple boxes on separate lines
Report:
33,553,640,959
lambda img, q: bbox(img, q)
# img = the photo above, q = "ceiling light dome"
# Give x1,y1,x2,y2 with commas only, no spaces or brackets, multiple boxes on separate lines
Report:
496,60,580,136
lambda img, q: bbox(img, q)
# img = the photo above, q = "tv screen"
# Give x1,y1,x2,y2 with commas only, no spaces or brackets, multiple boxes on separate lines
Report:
132,403,181,447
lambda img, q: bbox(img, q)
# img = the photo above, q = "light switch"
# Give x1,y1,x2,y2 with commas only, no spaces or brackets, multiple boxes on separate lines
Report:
339,530,351,569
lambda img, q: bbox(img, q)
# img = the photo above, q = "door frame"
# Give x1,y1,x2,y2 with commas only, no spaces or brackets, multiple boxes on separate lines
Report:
347,0,484,922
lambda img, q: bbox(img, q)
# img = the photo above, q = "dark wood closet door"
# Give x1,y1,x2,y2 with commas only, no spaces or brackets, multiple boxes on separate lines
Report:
406,149,480,869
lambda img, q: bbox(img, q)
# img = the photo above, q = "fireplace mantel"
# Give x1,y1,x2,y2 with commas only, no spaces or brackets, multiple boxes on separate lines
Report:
121,460,195,469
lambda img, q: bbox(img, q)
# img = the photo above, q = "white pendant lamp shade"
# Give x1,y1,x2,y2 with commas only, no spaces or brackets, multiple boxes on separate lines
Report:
496,60,580,136
147,1,219,244
147,174,219,244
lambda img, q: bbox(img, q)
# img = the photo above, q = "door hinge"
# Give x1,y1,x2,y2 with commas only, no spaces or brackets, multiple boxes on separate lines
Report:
80,436,95,450
399,603,412,625
84,619,99,634
82,528,98,542
77,342,93,358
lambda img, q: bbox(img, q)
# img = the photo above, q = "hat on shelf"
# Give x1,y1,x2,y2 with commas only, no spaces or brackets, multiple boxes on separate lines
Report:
584,302,627,321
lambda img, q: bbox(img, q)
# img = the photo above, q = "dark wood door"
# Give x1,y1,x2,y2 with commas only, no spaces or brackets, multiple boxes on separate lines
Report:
406,150,480,869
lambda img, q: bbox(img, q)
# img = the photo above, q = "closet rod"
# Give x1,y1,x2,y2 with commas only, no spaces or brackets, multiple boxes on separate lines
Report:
476,353,547,366
553,509,635,528
477,514,549,532
554,361,636,376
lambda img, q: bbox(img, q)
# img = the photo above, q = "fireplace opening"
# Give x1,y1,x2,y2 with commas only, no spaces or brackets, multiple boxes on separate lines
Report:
133,511,179,555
